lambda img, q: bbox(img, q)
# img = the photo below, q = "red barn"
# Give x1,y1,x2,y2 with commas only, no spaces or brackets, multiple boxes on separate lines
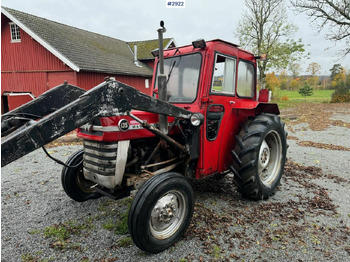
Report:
1,7,174,112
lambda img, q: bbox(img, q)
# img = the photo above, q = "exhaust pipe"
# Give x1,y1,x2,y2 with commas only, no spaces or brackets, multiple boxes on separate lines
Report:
157,21,168,135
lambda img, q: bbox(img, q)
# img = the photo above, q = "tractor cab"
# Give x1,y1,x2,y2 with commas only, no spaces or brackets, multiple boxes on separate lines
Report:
152,39,279,178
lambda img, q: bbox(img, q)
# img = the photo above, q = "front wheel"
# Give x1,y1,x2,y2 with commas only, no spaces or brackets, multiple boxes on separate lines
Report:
128,172,194,253
232,114,287,200
61,149,101,202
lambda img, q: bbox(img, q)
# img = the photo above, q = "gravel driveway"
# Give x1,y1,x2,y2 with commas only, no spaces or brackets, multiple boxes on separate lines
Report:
2,104,350,262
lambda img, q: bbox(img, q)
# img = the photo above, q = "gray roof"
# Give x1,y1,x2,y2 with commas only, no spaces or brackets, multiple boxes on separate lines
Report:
1,7,153,77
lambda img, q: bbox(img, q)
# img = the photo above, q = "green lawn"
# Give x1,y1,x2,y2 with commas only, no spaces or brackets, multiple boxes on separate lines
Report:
272,89,334,108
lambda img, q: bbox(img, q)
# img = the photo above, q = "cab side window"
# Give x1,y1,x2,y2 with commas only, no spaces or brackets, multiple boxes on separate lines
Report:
237,61,254,97
211,54,236,95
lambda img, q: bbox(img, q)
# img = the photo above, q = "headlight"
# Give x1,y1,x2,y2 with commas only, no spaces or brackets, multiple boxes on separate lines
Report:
190,113,204,126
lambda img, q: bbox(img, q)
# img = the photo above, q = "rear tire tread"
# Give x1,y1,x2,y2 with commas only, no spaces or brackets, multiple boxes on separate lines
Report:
231,114,287,200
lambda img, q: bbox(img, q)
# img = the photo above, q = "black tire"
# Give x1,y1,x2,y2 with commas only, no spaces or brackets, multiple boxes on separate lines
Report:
128,172,194,253
61,149,101,202
231,114,287,200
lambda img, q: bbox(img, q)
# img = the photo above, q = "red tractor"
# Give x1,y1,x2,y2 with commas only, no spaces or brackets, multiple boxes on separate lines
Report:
1,22,287,253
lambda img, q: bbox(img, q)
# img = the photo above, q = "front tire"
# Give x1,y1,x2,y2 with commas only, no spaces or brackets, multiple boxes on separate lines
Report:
61,149,101,202
128,172,194,253
232,114,287,200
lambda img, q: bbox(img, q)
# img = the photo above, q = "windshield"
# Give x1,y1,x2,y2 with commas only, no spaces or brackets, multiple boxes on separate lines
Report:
154,53,202,103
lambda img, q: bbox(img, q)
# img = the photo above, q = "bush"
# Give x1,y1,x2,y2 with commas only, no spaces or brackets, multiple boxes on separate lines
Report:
299,82,313,98
280,95,289,101
331,82,350,103
331,92,350,103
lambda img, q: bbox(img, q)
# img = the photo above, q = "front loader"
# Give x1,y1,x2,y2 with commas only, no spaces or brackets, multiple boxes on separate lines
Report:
1,22,287,253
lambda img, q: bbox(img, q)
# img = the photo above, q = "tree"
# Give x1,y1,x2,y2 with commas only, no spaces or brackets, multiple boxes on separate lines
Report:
289,78,301,90
331,68,350,102
289,62,302,78
291,0,350,56
329,64,343,80
306,62,321,87
235,0,306,86
279,70,289,90
331,66,346,87
299,82,314,98
265,72,281,94
306,62,321,76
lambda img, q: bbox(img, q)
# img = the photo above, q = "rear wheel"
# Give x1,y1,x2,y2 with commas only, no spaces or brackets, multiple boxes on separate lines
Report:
231,114,287,200
61,149,101,202
128,172,194,253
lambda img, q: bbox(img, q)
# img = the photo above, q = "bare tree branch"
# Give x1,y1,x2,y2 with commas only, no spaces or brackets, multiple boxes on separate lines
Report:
291,0,350,56
235,0,305,85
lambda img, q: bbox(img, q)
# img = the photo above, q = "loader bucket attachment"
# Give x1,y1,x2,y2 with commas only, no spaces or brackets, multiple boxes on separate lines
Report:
1,80,192,167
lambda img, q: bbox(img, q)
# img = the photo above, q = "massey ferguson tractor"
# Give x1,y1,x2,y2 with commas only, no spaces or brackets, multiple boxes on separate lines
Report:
1,22,287,253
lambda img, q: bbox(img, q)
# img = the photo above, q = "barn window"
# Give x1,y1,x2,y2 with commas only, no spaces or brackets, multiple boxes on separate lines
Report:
9,23,21,43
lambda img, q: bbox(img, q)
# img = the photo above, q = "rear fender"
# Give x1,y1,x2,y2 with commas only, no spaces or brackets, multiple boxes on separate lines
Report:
254,102,280,115
234,100,280,115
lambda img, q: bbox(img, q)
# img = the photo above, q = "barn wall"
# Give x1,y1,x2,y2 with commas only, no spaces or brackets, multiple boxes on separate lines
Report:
77,72,152,95
48,71,77,88
1,15,75,97
1,72,47,97
1,15,71,72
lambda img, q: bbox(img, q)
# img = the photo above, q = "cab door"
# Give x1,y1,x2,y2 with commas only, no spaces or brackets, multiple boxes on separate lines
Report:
200,52,238,176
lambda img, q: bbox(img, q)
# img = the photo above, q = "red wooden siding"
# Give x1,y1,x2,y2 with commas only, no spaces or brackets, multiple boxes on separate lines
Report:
77,72,152,95
48,71,77,88
2,72,47,97
1,16,71,72
1,15,75,97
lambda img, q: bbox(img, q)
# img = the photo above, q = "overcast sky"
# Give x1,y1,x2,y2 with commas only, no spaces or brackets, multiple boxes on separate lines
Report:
2,0,349,75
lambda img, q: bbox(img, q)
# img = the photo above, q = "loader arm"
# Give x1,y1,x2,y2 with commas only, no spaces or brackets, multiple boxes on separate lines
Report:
1,84,86,137
1,80,193,167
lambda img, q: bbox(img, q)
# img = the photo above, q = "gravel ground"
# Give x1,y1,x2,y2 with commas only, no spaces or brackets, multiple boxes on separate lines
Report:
2,105,350,262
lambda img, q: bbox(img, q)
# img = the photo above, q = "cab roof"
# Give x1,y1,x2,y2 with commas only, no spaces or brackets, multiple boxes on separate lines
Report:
165,39,254,56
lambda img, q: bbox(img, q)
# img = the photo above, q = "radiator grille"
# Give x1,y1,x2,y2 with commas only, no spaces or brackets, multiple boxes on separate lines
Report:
83,140,117,177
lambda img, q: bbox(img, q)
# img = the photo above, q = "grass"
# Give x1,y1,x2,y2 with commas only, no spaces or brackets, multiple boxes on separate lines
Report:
21,253,53,262
44,220,89,241
213,245,222,258
273,89,333,108
29,229,41,235
117,236,133,247
102,210,129,235
101,197,132,235
43,220,91,250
